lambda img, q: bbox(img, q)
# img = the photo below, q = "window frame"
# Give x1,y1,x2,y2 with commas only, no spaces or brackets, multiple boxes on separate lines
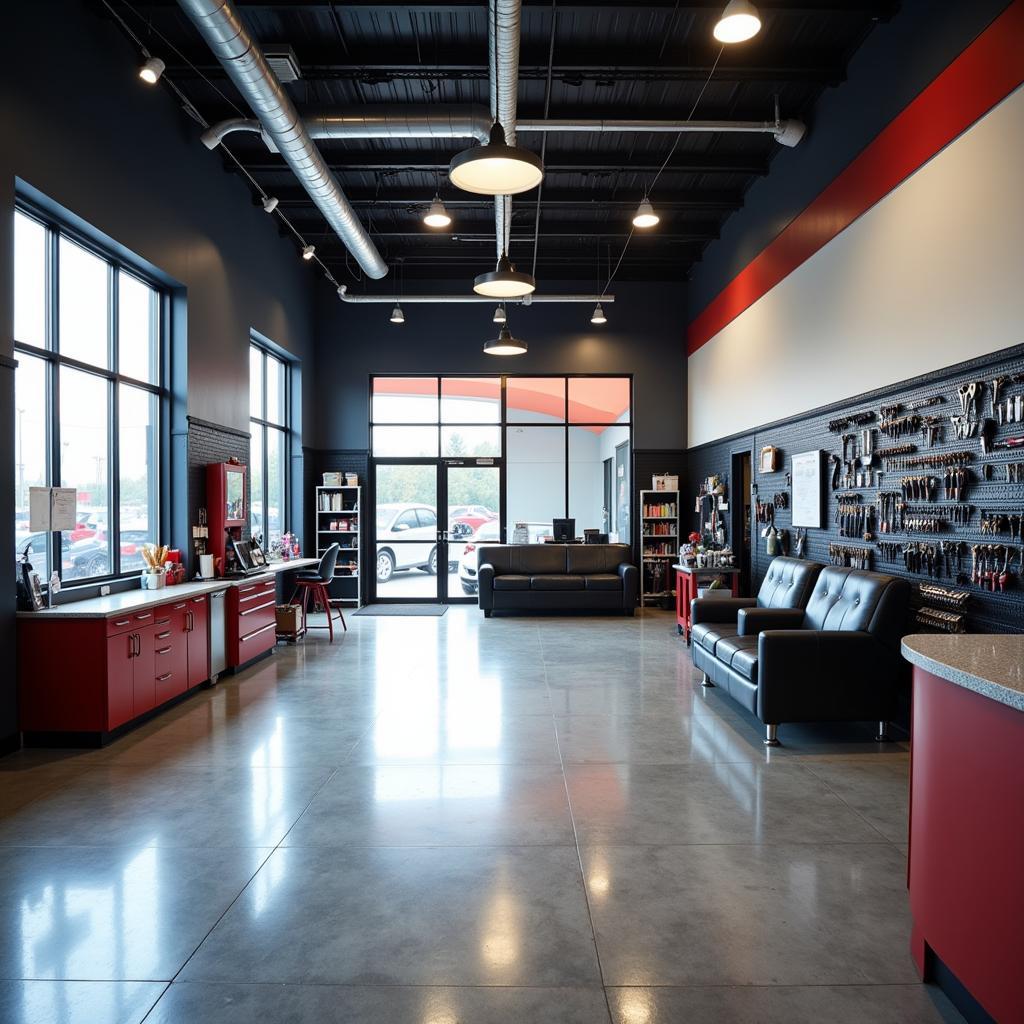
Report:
13,203,168,586
249,341,290,547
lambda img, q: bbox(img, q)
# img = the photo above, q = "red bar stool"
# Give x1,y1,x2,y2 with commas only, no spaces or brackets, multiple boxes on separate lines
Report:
291,544,346,641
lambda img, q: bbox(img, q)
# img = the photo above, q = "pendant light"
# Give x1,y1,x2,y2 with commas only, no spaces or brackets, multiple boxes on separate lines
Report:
713,0,762,43
632,199,660,229
449,1,544,196
590,303,607,325
484,324,528,356
423,194,452,228
302,244,316,260
139,56,165,84
389,304,405,324
474,252,536,298
493,304,507,324
261,195,279,213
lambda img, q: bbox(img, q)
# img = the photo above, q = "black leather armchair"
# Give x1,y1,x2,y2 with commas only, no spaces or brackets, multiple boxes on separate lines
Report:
690,556,823,655
693,565,910,746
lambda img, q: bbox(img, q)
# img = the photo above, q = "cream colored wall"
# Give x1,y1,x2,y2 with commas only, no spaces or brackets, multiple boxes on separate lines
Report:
687,84,1024,447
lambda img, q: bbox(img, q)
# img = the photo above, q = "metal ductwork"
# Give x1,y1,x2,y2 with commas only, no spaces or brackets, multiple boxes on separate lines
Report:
517,117,807,147
337,290,613,305
490,0,523,261
177,0,388,279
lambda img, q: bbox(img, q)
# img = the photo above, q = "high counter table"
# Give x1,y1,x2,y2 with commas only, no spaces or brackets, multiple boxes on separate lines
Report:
901,634,1024,1024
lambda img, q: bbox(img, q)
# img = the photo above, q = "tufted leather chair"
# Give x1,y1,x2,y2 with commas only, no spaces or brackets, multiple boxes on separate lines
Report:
690,556,823,659
693,565,910,745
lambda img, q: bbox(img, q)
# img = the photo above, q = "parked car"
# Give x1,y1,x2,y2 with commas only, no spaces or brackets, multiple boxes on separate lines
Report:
15,531,73,577
448,504,498,538
69,513,104,544
375,504,439,583
457,520,501,594
67,529,152,579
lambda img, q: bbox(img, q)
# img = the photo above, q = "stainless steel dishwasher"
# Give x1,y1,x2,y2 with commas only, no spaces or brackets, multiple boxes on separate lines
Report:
209,588,228,682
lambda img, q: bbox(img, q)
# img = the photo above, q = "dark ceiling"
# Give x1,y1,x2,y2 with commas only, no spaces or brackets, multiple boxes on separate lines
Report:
102,0,895,286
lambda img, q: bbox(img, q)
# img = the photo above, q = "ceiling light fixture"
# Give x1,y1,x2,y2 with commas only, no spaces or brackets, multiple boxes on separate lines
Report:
301,244,316,261
390,304,405,325
474,253,536,298
261,195,279,213
139,56,166,84
449,122,544,196
483,324,528,356
590,303,607,325
632,199,660,229
713,0,762,43
423,194,452,228
493,304,507,324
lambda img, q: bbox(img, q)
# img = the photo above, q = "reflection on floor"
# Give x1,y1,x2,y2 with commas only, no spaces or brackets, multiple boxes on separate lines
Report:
0,608,963,1024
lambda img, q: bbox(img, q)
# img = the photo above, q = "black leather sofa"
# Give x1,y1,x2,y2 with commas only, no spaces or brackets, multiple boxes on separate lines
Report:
477,543,637,616
692,563,910,746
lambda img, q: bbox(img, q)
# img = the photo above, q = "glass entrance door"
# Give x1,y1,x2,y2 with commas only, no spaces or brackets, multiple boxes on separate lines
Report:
445,462,501,602
374,463,441,600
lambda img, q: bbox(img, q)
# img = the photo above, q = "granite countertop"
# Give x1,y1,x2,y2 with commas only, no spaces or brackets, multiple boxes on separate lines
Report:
16,557,320,620
901,634,1024,713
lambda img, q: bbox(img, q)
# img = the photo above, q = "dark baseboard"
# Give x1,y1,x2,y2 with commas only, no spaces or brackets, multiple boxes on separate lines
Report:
0,733,22,758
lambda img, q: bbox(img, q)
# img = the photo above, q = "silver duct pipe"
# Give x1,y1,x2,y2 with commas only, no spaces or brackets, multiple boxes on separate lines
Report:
338,291,613,305
491,0,523,261
518,117,807,147
177,0,388,279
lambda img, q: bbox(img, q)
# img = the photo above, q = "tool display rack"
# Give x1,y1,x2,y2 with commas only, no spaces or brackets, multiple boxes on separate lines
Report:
315,484,361,607
640,489,679,607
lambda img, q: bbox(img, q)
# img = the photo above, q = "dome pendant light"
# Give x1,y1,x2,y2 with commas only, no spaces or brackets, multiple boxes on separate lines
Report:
632,199,660,229
389,304,405,325
493,304,507,324
590,303,607,325
484,324,528,356
449,122,544,196
474,252,536,298
423,194,452,228
713,0,762,43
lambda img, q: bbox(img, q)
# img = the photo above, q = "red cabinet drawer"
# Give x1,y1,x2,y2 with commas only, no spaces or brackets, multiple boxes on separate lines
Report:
236,619,277,664
154,668,187,705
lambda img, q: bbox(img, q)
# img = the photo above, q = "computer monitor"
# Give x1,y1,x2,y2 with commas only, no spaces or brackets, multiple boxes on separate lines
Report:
552,518,575,542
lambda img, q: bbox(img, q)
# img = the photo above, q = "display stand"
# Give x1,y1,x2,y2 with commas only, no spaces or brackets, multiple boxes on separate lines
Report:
674,564,741,644
640,489,679,607
315,484,361,607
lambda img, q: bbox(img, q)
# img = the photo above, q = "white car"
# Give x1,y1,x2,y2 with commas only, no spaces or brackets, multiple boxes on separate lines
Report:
375,503,439,583
457,520,501,594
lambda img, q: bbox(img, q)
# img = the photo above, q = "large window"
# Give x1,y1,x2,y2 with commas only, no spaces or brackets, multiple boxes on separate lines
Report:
249,342,288,547
370,376,631,543
13,208,163,583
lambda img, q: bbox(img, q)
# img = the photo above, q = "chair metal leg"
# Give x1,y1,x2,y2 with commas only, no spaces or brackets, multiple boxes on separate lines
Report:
875,720,891,742
320,584,334,642
764,724,780,747
701,673,715,687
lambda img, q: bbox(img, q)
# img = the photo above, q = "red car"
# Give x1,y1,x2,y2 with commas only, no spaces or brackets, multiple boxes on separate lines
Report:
448,505,497,538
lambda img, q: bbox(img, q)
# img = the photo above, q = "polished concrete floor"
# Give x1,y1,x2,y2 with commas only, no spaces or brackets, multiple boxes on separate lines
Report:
0,607,963,1023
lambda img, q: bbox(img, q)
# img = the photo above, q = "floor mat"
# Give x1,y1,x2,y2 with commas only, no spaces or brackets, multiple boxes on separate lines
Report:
353,604,448,617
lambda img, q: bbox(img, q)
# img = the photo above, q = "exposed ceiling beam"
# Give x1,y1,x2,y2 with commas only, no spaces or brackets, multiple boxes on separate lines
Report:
309,224,718,242
134,1,895,13
238,151,768,176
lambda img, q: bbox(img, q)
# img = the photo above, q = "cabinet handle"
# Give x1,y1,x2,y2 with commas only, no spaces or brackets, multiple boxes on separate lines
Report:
128,634,135,659
156,672,172,682
174,602,187,610
114,618,131,627
241,621,276,643
239,585,257,594
156,646,172,655
134,633,141,657
240,599,276,616
135,613,153,621
192,597,205,603
156,630,172,640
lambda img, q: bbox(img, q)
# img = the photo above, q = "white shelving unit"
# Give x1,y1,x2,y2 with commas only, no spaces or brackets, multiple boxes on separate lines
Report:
315,484,361,607
639,489,679,607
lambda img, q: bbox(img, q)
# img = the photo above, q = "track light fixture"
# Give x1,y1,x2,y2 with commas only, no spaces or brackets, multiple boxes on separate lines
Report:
493,305,507,324
713,0,762,43
390,304,405,324
483,324,528,356
590,303,607,325
139,56,166,84
301,244,316,261
473,252,536,298
632,199,660,229
261,195,279,214
449,122,544,196
423,194,452,228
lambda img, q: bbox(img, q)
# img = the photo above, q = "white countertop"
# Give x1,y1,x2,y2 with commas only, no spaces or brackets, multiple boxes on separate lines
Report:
901,634,1024,713
672,564,741,574
17,558,320,620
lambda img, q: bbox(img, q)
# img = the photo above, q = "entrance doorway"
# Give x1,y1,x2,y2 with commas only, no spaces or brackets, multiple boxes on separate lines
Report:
373,459,500,603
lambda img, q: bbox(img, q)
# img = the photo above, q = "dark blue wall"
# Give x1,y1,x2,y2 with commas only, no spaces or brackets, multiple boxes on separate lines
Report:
688,0,1013,319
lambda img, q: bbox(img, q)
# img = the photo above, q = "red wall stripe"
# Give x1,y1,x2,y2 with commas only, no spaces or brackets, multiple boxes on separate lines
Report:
687,0,1024,358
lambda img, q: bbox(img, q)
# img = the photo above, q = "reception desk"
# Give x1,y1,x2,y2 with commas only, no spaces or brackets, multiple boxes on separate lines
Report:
901,634,1024,1024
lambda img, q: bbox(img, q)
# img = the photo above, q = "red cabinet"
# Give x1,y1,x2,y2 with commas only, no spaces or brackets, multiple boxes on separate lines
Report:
19,592,212,744
227,578,278,667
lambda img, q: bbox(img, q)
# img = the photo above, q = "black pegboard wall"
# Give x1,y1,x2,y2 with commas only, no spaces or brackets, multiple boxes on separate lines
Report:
687,345,1024,634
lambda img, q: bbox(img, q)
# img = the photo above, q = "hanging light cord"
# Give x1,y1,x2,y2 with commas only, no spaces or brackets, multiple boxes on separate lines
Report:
602,43,725,295
531,0,558,278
